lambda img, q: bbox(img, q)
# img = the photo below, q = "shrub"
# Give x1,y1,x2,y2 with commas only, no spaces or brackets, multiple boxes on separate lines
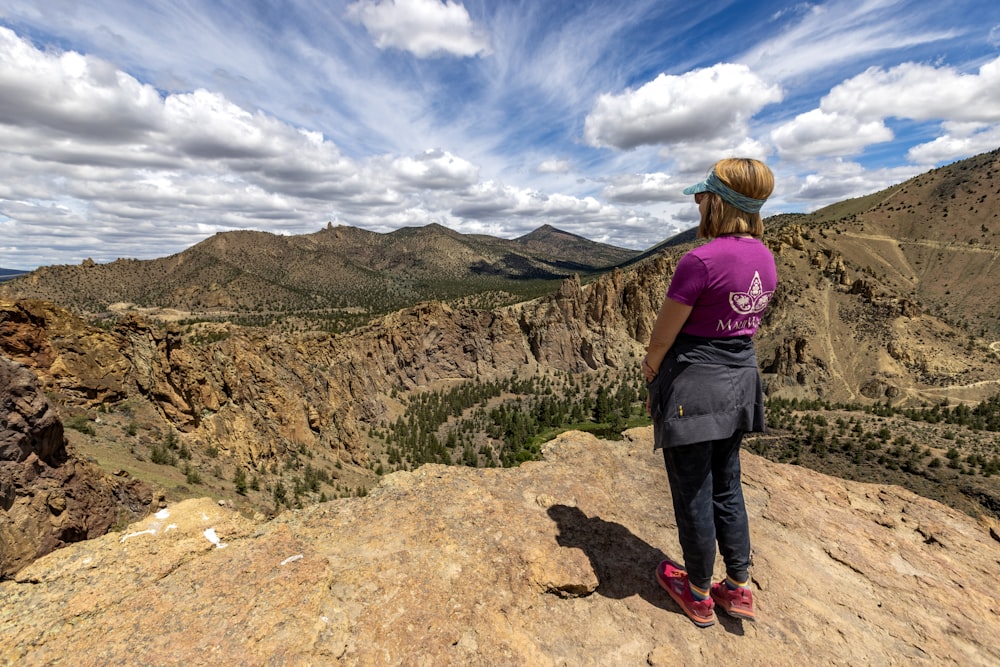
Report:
184,463,202,485
65,415,95,436
150,444,176,466
234,468,248,495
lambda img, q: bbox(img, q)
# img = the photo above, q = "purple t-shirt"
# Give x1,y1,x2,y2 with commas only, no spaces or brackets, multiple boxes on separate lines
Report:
666,236,777,338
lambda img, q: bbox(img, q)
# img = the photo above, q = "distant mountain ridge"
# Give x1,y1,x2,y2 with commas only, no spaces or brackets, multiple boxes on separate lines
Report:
0,223,639,318
3,148,999,327
0,268,27,283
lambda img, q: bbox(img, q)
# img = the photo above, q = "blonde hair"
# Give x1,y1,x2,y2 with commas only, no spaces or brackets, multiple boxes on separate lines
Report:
698,158,774,239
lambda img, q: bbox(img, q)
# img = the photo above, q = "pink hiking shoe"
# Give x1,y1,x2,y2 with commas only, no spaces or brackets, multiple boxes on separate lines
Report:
710,579,756,622
655,560,716,628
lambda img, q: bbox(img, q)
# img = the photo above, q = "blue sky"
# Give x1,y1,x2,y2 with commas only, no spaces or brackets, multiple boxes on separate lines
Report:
1,0,999,269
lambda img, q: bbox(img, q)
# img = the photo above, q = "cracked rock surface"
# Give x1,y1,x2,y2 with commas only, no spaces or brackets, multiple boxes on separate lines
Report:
2,427,998,666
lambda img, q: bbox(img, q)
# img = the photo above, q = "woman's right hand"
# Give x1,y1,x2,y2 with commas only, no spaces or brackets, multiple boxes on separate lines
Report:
642,357,657,383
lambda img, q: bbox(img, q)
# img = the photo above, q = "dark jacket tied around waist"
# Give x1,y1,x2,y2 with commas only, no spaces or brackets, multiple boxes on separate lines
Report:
648,334,765,450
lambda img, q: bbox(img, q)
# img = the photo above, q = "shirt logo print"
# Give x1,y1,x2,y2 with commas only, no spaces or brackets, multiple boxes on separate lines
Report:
729,271,772,315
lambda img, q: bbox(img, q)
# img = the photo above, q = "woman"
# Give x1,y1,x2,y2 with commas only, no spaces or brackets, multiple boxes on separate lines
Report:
642,157,776,627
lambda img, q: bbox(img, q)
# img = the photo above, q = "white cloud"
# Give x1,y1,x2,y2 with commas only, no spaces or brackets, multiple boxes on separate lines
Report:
164,90,306,160
821,56,1000,122
766,55,1000,164
391,149,480,189
907,122,1000,164
658,137,773,177
771,109,894,159
583,64,783,150
0,27,162,140
793,160,871,201
536,159,573,174
601,173,678,204
346,0,492,58
451,180,607,220
781,158,924,208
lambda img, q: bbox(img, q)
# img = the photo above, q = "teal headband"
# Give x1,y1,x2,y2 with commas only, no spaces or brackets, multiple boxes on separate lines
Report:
683,170,767,214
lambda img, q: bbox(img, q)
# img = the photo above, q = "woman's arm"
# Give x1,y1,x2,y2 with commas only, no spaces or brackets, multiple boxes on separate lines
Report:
642,296,694,381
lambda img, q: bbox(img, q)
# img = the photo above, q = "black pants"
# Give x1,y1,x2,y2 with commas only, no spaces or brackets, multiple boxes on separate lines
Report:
661,431,750,590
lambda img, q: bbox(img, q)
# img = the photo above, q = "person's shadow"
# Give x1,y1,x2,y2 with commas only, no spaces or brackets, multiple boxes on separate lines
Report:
546,504,745,633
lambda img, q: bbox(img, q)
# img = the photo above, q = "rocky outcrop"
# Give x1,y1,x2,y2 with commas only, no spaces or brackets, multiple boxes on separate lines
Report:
0,356,65,467
0,300,132,404
0,356,155,578
1,428,997,665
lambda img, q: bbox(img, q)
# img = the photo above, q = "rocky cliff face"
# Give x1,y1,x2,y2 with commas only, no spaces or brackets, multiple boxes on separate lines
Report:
2,428,997,665
0,266,659,474
0,355,155,578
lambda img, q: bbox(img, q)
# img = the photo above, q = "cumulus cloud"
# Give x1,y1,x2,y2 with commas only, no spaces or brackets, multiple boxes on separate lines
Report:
452,180,607,221
821,56,1000,122
583,64,783,151
165,90,315,160
769,55,1000,163
0,27,162,141
771,109,893,159
0,38,365,207
601,173,678,204
346,0,492,58
460,178,674,239
445,179,669,248
391,149,480,189
907,122,1000,164
535,159,573,174
782,159,924,208
792,160,871,201
658,136,773,177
